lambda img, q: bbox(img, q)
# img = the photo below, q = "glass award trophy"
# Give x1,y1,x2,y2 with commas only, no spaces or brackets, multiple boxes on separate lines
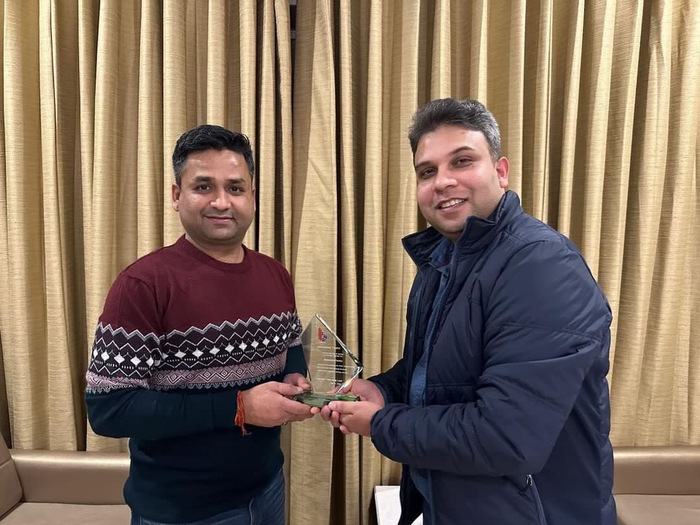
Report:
293,314,363,408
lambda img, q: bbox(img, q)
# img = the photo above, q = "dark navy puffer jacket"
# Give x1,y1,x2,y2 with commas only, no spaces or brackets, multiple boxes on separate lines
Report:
370,192,615,525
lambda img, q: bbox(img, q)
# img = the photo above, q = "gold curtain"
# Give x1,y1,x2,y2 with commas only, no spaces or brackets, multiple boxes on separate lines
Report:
1,0,87,451
291,1,699,524
0,0,294,452
0,1,698,525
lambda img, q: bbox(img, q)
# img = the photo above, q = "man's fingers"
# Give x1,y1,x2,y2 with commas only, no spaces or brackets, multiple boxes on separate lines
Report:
320,406,333,421
327,401,352,414
281,406,315,425
321,407,342,428
320,404,346,428
284,402,312,415
276,382,304,397
281,396,314,416
331,410,341,428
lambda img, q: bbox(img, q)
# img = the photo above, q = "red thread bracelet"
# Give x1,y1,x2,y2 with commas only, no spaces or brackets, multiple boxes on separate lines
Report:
235,391,250,436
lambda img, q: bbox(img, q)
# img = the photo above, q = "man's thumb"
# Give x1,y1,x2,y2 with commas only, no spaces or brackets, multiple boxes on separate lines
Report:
277,382,303,396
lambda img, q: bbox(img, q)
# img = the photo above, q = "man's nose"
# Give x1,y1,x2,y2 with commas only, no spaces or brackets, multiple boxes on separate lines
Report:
433,167,456,191
210,189,231,209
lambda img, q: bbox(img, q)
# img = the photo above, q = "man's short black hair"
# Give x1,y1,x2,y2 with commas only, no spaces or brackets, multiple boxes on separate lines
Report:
172,125,255,186
408,98,502,163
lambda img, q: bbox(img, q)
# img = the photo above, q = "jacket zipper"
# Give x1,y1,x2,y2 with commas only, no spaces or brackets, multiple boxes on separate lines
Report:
526,475,547,525
428,246,459,348
404,282,424,394
408,284,424,359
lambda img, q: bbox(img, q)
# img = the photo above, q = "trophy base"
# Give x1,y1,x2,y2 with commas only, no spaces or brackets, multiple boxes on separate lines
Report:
292,392,359,408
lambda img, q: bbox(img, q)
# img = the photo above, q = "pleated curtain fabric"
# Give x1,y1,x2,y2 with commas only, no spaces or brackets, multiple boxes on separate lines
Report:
0,1,698,525
0,0,294,452
1,0,87,452
291,1,700,523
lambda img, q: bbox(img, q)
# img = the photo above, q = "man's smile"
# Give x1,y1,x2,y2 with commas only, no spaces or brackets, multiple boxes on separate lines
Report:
436,198,467,210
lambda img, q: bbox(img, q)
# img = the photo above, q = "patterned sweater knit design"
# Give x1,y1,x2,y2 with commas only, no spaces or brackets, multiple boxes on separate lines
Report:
86,236,306,523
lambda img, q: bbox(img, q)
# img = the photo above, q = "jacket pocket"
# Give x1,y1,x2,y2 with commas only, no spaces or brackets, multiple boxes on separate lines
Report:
528,475,548,525
505,475,548,525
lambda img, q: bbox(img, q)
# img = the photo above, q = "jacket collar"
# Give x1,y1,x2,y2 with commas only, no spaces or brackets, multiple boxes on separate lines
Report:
402,191,522,269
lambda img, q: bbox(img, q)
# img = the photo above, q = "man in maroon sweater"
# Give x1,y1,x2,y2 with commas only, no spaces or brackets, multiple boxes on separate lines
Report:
86,125,317,525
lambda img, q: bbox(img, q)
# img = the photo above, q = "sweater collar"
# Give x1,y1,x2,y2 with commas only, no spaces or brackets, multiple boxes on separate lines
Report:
176,235,253,273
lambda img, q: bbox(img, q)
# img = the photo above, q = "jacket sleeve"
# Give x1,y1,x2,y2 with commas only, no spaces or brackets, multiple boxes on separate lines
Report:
370,240,611,476
369,359,407,404
85,273,238,440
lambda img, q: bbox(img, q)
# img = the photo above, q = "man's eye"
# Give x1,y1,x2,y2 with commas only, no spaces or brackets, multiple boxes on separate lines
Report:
195,184,210,191
419,168,435,179
455,157,472,166
229,186,244,193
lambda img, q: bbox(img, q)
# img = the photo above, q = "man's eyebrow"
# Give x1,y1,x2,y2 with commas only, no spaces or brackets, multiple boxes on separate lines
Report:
449,145,476,155
414,145,476,170
191,175,248,184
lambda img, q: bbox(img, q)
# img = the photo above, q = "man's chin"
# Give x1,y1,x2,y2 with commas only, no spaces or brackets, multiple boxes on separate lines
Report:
430,220,466,241
190,230,242,246
206,234,242,245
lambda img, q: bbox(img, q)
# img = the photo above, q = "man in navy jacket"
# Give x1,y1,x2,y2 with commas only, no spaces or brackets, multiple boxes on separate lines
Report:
323,99,616,524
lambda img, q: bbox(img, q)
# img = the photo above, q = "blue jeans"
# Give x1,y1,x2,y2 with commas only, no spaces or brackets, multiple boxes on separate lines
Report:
130,471,285,525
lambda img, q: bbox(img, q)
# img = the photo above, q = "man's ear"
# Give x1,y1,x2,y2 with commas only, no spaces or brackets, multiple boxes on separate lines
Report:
496,157,509,188
171,183,180,212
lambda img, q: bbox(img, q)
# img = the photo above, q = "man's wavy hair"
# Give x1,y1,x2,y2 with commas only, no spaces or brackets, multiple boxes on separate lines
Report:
408,98,502,163
172,125,255,186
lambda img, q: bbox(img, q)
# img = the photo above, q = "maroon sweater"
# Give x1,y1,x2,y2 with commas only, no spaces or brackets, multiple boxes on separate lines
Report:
86,235,306,522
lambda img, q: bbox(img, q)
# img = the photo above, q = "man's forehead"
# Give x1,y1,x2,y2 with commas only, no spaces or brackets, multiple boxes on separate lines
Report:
183,149,253,180
414,127,487,164
417,125,486,149
186,148,246,163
